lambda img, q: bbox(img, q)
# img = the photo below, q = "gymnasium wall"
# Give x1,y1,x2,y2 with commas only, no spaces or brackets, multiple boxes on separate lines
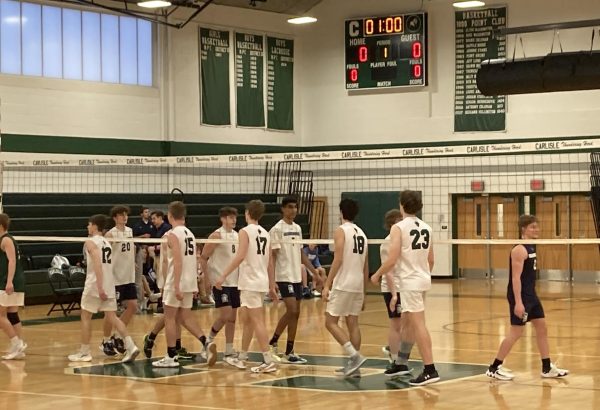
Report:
299,0,600,147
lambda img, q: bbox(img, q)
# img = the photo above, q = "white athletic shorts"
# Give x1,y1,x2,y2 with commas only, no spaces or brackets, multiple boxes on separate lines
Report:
240,290,264,309
326,290,364,317
399,290,426,313
163,290,194,309
81,294,117,314
0,291,24,307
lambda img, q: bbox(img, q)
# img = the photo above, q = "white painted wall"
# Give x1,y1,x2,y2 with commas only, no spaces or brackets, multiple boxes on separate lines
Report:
299,0,600,147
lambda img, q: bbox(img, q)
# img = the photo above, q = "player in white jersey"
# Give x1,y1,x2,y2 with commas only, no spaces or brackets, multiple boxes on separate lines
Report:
100,205,138,356
374,191,438,386
200,206,244,369
322,198,369,377
371,209,416,377
152,201,217,368
68,215,140,363
268,196,319,364
216,200,279,373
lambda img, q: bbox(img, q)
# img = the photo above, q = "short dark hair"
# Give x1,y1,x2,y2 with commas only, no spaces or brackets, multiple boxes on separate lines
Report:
140,206,149,215
151,210,165,219
400,190,422,215
384,209,402,230
246,200,265,220
281,196,298,207
110,205,130,218
219,206,238,217
89,214,108,231
168,201,186,220
339,198,359,221
0,213,10,231
519,214,538,236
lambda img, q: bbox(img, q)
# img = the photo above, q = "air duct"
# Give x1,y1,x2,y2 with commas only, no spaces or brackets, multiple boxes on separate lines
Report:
476,51,600,96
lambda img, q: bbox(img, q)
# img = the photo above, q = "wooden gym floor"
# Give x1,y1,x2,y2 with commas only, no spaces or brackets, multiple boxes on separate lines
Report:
1,279,599,409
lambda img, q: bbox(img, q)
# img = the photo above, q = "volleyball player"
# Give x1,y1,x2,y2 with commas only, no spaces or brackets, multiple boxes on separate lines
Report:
486,215,569,380
269,196,319,364
152,201,216,368
102,205,138,355
68,215,139,363
0,214,27,360
200,206,245,369
370,209,416,376
215,199,279,373
374,191,438,385
322,198,369,377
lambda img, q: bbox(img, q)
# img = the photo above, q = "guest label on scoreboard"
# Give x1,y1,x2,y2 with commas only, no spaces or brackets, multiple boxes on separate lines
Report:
345,13,428,90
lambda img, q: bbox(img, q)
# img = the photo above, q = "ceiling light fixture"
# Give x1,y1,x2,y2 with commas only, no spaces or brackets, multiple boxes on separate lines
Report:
287,16,318,25
137,0,172,8
452,1,486,8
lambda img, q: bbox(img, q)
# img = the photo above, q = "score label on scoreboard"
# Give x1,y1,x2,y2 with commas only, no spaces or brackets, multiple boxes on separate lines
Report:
345,13,427,90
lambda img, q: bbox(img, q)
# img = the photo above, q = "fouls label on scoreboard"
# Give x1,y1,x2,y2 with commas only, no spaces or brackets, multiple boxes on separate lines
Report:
345,13,427,90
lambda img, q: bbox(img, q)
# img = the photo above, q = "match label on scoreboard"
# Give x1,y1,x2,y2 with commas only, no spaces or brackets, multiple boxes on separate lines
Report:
345,13,427,90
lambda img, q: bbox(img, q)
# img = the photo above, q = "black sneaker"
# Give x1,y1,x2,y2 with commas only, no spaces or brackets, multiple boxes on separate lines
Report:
143,334,154,359
100,340,117,357
176,347,196,361
111,336,126,354
384,363,413,377
409,370,440,386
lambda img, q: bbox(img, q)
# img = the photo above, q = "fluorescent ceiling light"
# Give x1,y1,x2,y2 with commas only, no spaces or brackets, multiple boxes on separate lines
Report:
453,1,486,8
137,0,171,8
287,16,317,25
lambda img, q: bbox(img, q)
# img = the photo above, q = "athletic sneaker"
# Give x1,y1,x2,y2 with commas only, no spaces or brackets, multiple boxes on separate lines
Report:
302,287,312,299
269,345,282,362
344,354,367,376
176,348,196,361
224,355,247,369
100,340,117,357
152,356,179,368
409,370,440,386
143,335,154,358
384,363,413,377
111,336,126,354
541,363,569,378
68,351,93,362
206,342,217,366
486,365,514,381
311,290,321,297
122,345,140,363
3,340,26,360
250,362,278,373
335,367,361,378
285,353,308,364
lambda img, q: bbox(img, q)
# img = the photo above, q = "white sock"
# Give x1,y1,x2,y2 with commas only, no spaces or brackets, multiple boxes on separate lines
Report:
10,336,20,347
81,344,91,354
238,351,248,360
262,351,272,365
225,343,234,355
343,341,358,358
124,336,135,350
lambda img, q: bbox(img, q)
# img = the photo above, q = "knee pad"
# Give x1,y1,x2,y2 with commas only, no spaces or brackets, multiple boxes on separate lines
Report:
7,311,20,326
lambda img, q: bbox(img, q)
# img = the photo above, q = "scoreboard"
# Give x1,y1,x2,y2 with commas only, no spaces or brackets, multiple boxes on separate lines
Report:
345,13,428,90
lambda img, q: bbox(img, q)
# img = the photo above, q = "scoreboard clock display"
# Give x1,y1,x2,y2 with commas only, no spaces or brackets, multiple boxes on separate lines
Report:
345,13,428,90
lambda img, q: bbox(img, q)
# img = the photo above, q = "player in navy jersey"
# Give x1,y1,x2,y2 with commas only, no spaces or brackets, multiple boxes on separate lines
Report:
486,215,568,380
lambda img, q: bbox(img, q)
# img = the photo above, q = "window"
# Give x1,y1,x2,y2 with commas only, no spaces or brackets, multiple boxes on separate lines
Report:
0,0,153,86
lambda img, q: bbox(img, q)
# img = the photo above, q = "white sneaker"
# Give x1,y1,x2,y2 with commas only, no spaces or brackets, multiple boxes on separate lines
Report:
68,351,92,362
250,362,278,373
285,353,308,364
335,367,361,378
541,363,569,378
486,365,514,381
269,345,282,363
311,290,321,297
152,356,179,368
122,345,140,363
4,340,26,360
206,342,217,366
224,355,247,369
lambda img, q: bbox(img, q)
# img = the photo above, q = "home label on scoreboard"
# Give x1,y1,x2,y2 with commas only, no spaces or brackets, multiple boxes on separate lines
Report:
345,13,428,90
